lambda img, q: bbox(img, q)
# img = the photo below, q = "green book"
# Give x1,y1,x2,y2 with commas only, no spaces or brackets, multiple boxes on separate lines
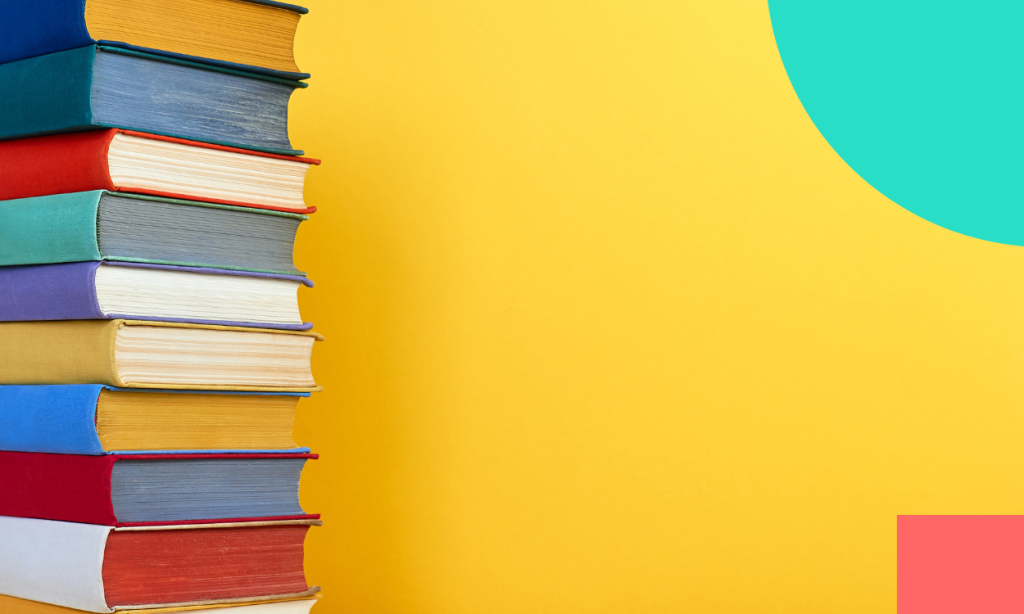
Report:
0,191,306,276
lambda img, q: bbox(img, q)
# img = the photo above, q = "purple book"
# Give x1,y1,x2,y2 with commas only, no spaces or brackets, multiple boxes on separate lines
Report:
0,261,312,330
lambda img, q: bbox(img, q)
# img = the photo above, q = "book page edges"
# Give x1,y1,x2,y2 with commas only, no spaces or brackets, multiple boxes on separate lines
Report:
114,588,321,611
100,191,309,220
116,320,324,341
0,594,318,614
115,130,319,164
110,187,316,215
115,384,323,392
113,519,323,531
95,47,307,89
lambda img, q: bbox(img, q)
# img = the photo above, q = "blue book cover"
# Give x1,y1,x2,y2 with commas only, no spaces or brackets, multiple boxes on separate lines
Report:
0,45,306,155
0,385,312,455
0,0,311,81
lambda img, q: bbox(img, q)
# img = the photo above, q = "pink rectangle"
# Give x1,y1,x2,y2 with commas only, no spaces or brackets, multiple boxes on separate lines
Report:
899,515,1024,613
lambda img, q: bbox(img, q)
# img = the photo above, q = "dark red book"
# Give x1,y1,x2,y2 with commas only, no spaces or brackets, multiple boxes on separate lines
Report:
0,129,320,213
0,450,320,527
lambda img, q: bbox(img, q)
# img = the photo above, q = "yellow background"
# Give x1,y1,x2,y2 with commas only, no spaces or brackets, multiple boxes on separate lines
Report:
289,2,1024,611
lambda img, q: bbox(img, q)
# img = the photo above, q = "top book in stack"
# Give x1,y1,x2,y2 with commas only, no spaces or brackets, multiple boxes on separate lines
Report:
0,0,309,80
0,1,310,155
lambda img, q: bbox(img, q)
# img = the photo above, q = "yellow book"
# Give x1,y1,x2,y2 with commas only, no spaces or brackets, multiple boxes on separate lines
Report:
84,0,307,77
0,320,322,392
0,594,319,614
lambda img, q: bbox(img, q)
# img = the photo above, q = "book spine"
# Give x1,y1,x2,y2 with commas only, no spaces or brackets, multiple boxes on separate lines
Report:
0,516,112,613
0,320,122,387
0,451,118,526
0,192,104,266
0,130,116,201
0,262,104,322
0,46,97,141
0,385,107,455
0,0,95,65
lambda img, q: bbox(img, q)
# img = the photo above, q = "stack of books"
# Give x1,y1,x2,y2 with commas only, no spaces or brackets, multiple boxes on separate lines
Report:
0,2,323,614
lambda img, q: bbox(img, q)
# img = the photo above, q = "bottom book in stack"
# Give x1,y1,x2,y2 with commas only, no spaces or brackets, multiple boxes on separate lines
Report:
0,594,318,614
0,516,320,613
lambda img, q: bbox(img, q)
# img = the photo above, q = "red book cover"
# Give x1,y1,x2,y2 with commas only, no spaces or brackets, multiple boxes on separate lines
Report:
0,451,320,527
0,130,115,199
0,129,320,214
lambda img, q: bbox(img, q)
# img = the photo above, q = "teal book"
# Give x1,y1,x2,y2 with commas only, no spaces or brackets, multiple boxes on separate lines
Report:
0,191,306,276
0,45,306,155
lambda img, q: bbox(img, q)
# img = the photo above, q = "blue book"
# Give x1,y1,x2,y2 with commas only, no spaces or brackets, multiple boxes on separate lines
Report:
0,385,312,455
0,0,311,81
0,45,306,155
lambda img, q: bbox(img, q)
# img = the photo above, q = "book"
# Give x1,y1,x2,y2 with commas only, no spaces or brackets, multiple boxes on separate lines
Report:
0,0,310,81
0,191,306,275
0,386,309,455
0,320,321,391
1,386,307,452
0,594,319,614
0,516,320,613
0,451,318,526
0,131,318,213
0,262,311,330
0,46,306,155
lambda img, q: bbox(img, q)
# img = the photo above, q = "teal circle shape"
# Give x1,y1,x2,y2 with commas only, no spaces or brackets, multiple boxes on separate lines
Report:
769,2,1023,245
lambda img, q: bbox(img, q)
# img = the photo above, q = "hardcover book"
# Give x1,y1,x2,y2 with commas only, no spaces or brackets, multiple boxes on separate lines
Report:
0,262,311,330
0,0,310,80
0,386,309,455
0,516,320,613
0,46,306,155
0,191,306,275
0,450,318,526
0,320,321,391
0,594,319,614
0,131,318,212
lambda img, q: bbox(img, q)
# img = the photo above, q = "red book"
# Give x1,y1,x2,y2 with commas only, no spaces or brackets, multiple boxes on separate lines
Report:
0,129,320,213
0,450,320,527
0,515,321,611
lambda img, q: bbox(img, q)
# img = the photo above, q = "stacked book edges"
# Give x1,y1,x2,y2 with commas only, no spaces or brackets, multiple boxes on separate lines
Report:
0,0,324,612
